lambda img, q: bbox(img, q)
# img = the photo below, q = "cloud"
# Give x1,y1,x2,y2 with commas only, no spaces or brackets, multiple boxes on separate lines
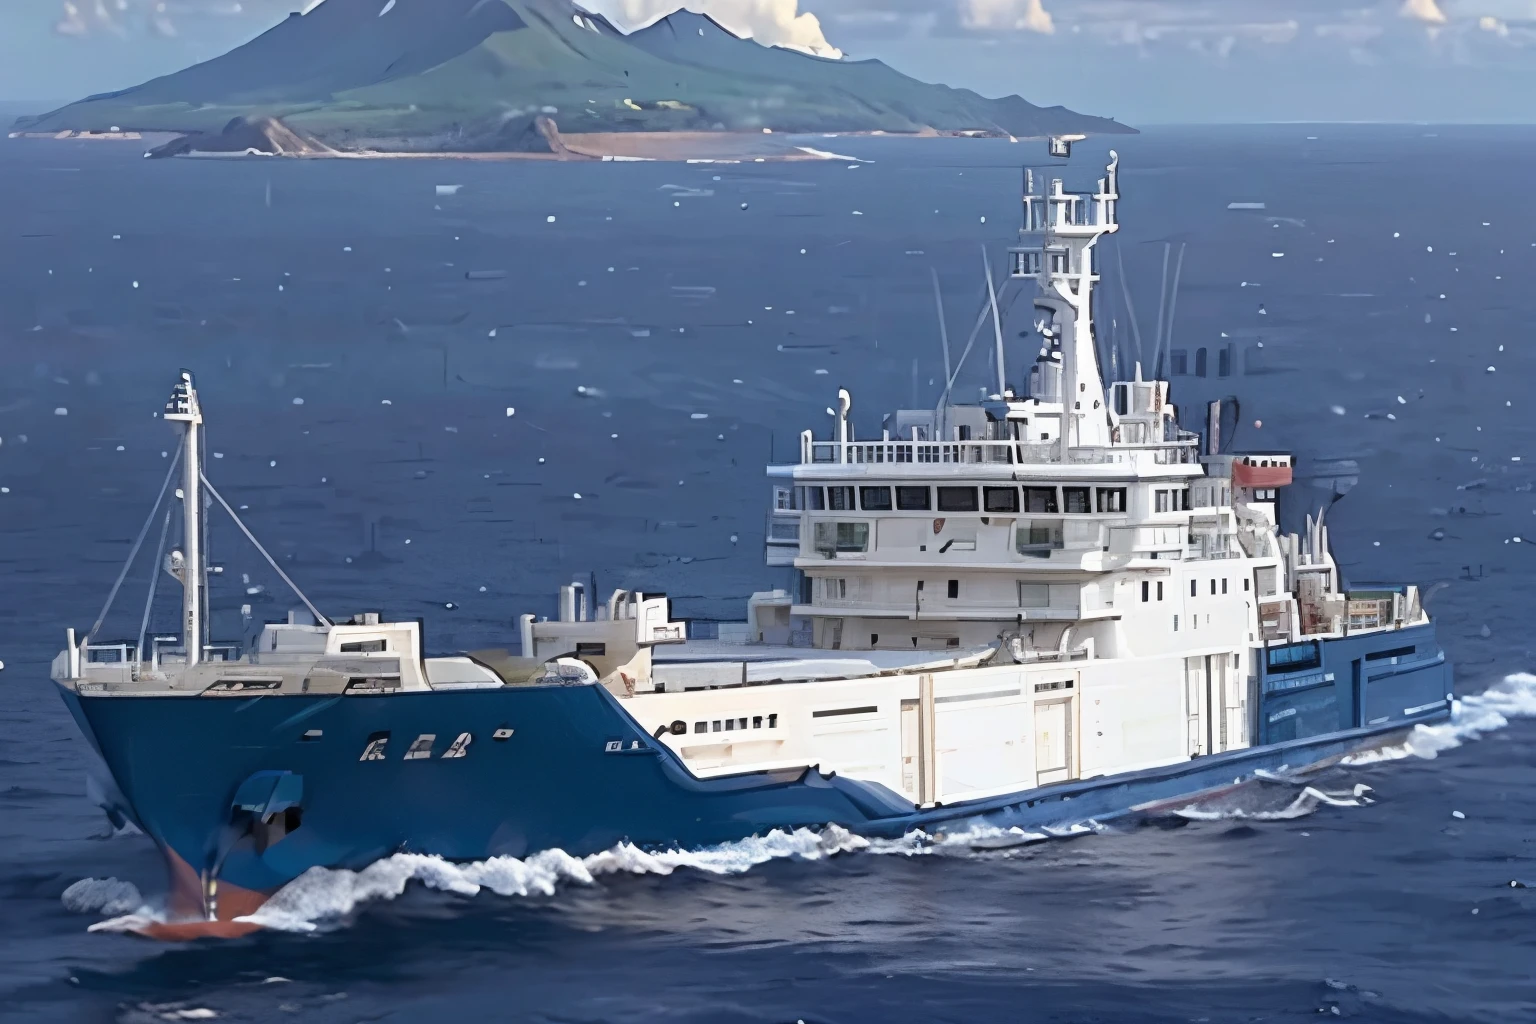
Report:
54,1,89,34
1314,21,1385,44
580,0,843,57
50,0,252,37
961,0,1055,34
1399,0,1447,24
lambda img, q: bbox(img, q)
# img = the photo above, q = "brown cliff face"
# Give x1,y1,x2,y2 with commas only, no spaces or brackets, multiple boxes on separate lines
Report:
145,116,338,158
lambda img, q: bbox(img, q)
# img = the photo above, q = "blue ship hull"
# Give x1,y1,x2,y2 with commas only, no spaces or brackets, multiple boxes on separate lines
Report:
58,622,1454,931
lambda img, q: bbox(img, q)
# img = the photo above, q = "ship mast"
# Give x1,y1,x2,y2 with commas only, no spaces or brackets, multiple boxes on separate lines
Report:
163,371,205,667
1014,150,1121,459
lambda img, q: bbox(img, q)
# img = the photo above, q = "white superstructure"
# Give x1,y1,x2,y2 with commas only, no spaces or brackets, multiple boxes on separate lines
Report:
511,151,1428,807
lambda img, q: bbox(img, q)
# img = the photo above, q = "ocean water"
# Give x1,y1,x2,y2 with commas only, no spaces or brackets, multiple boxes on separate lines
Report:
2,123,1536,1022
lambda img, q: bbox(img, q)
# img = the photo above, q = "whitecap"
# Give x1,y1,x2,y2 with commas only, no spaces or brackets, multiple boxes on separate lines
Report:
795,146,869,163
236,826,870,933
1173,784,1373,822
1344,671,1536,765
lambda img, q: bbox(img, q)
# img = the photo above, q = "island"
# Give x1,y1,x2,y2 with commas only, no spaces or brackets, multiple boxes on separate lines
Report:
10,0,1133,159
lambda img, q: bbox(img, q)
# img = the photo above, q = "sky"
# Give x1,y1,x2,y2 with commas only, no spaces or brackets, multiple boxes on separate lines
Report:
3,0,1536,123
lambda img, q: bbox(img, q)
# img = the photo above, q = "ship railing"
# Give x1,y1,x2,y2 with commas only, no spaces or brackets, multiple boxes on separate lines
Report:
1024,193,1106,231
85,642,137,665
82,641,240,677
1186,542,1242,561
803,439,1199,467
813,594,1087,620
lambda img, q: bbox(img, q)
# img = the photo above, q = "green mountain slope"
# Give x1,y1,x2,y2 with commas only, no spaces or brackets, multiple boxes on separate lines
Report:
14,0,1133,146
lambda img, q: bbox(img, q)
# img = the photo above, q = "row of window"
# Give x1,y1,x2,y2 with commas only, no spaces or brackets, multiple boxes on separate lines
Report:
815,576,1257,612
1142,576,1250,602
797,484,1131,515
694,714,778,734
1011,250,1074,276
1153,488,1193,513
812,519,1097,557
816,578,1071,608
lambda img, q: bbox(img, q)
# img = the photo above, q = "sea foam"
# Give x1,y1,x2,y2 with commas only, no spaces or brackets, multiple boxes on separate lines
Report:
1343,671,1536,765
237,825,871,933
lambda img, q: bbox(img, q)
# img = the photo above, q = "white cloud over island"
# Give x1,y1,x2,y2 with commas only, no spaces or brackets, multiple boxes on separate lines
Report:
578,0,844,57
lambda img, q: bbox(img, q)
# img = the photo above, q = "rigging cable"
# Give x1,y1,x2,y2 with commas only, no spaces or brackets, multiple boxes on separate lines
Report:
199,471,332,628
135,505,174,667
85,447,182,643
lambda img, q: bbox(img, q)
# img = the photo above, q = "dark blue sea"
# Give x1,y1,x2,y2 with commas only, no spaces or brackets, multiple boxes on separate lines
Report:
2,123,1535,1023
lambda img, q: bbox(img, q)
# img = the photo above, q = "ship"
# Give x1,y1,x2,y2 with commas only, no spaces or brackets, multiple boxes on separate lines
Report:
52,147,1454,939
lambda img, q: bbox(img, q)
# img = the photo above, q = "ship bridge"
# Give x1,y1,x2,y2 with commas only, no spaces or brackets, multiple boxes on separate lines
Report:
755,152,1332,665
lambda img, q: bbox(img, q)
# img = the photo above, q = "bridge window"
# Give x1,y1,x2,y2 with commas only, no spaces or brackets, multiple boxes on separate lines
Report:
1063,487,1091,514
813,522,869,553
937,486,979,512
802,486,825,511
1267,641,1321,673
1155,490,1171,513
1366,645,1416,662
1096,487,1126,513
947,580,960,599
984,486,1019,513
1023,487,1059,514
827,486,855,511
1017,522,1063,557
859,486,892,511
896,486,931,511
1011,250,1042,276
340,640,386,653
